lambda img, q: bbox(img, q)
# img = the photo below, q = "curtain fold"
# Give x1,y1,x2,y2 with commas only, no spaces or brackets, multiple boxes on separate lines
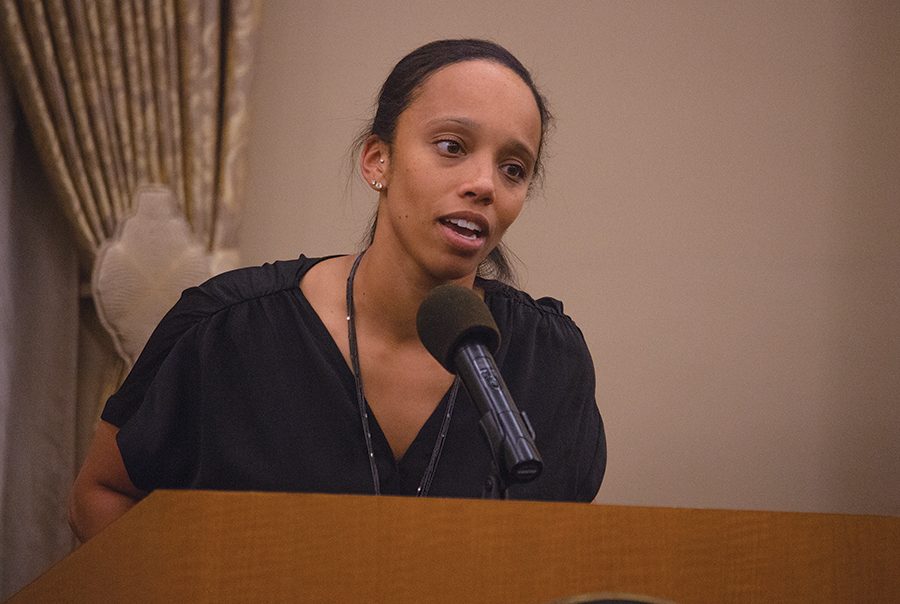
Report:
0,0,262,595
214,0,257,251
0,0,261,256
0,95,80,601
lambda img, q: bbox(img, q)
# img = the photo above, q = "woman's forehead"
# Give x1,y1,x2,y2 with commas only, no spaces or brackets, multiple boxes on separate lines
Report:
401,60,542,148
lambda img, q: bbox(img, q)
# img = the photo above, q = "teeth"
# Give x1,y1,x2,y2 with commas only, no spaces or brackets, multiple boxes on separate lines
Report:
447,217,482,233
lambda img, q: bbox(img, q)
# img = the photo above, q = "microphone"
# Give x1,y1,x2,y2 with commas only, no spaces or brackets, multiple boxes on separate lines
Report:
416,284,542,485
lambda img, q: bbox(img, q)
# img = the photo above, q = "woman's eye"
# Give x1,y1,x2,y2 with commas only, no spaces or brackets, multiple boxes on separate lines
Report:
436,139,463,155
501,163,527,181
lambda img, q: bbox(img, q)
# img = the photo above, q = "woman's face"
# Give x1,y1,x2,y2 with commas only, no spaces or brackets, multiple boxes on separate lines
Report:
372,59,542,284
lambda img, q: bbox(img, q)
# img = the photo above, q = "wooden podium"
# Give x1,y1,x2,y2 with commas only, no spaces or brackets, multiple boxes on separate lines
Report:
10,491,900,603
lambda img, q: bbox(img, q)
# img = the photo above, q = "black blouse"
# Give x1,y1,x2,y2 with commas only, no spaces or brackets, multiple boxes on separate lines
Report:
102,255,606,501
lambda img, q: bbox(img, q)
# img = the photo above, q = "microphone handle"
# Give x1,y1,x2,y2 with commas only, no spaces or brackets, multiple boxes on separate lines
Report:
454,342,543,483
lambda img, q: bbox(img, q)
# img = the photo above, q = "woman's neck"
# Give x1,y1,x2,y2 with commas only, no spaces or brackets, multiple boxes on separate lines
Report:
350,244,475,346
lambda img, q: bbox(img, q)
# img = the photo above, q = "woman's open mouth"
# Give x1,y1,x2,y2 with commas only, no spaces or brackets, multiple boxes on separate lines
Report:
441,217,483,240
438,214,489,251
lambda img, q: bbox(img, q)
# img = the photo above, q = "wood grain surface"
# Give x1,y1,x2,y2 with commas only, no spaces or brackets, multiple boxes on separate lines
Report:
10,491,899,603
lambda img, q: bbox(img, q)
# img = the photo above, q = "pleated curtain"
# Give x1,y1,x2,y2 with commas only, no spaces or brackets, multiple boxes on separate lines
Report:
0,0,262,596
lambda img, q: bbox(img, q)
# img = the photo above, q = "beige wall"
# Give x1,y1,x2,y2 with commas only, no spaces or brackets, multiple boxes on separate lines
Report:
241,1,900,515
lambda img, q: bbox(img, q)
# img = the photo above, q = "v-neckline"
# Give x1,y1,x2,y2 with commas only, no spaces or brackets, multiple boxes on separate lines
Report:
292,257,456,466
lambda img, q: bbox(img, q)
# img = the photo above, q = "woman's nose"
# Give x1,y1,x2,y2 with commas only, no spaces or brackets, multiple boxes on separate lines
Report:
460,155,495,204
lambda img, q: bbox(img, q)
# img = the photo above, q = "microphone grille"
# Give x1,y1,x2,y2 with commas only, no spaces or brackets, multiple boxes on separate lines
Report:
416,284,500,373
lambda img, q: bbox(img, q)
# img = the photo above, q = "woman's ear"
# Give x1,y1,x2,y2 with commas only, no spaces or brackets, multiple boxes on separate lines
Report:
360,135,389,192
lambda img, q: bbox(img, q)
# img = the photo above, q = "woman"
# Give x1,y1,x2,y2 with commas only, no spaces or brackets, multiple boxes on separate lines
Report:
68,39,606,542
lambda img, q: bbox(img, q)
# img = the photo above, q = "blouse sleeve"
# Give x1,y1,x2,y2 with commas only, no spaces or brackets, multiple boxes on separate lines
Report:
572,345,606,502
120,326,204,490
533,295,606,502
100,286,216,491
487,284,607,503
98,256,317,492
101,283,221,426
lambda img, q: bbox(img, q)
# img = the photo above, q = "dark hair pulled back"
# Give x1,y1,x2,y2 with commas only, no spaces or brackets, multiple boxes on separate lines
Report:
357,39,552,284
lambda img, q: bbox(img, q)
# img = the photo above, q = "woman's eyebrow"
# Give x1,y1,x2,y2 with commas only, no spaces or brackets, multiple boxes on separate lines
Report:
425,116,479,130
505,141,537,168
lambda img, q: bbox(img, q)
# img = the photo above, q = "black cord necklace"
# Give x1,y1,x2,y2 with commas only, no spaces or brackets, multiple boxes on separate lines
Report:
345,252,458,496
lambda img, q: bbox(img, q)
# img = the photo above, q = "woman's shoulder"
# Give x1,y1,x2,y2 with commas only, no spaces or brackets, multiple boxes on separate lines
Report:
102,254,334,426
186,254,334,312
136,254,331,365
479,277,570,323
479,278,589,357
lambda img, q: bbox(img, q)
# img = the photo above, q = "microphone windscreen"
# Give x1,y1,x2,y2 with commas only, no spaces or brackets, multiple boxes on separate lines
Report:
416,284,500,373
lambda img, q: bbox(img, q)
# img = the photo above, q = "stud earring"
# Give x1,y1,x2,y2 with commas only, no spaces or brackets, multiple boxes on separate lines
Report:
379,158,385,164
375,182,383,190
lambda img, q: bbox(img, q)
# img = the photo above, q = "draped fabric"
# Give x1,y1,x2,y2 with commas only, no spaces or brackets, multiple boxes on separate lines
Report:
0,1,262,596
0,0,261,257
0,112,79,601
